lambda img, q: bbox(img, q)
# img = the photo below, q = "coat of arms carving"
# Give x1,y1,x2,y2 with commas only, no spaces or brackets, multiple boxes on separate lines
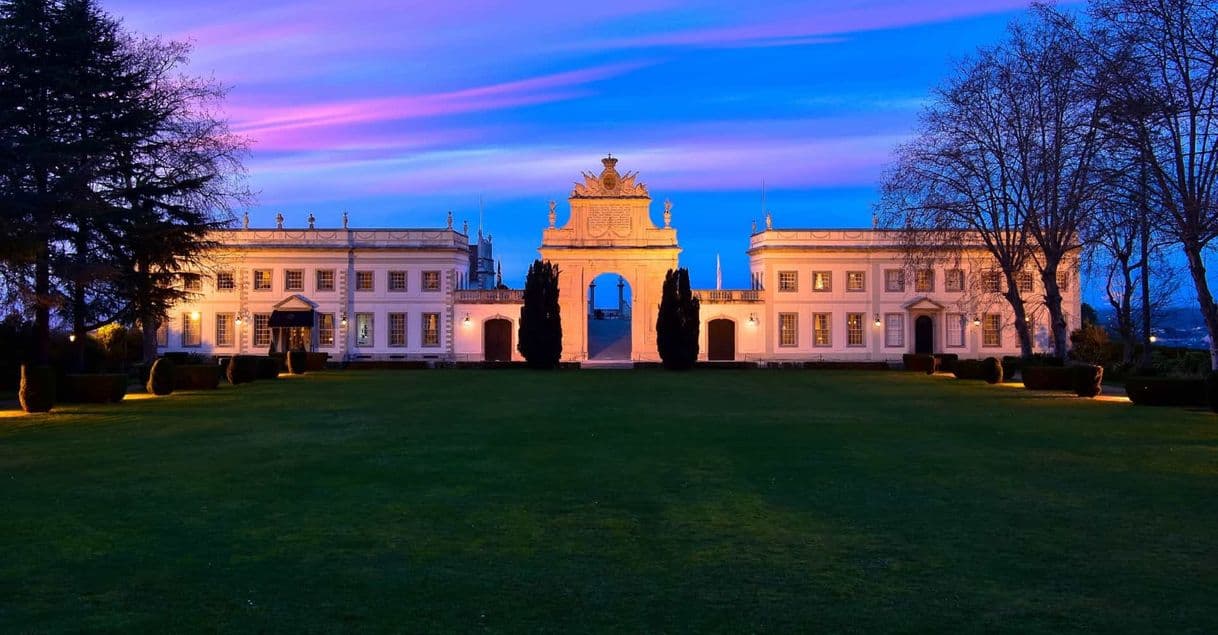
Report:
571,155,649,198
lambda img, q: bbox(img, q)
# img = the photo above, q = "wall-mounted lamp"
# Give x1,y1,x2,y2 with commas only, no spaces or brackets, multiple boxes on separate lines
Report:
873,314,882,327
972,316,982,327
190,310,201,321
235,309,250,326
747,313,757,326
463,313,472,327
340,312,348,327
68,333,77,343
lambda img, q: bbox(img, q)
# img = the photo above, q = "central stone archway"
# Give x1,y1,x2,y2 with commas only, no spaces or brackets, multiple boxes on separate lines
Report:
539,156,680,362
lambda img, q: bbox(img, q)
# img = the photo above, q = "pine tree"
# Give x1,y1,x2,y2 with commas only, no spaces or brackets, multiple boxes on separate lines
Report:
656,267,700,370
518,260,562,369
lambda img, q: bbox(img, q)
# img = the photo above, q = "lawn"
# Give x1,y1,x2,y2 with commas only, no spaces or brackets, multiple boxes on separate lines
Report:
1,370,1215,633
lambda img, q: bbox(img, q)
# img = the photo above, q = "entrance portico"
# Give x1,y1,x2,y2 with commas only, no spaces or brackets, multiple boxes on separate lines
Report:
903,296,945,354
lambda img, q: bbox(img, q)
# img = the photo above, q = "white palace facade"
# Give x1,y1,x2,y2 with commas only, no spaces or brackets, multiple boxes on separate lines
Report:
160,157,1081,364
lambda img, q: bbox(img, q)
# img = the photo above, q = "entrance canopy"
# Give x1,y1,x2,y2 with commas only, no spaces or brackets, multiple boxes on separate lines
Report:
269,310,315,327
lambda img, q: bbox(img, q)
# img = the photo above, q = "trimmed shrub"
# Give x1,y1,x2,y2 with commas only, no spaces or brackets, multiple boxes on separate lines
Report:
953,359,984,380
306,352,329,371
175,365,221,390
982,357,1003,384
226,355,258,385
902,353,939,374
146,358,175,396
287,351,308,375
1207,371,1218,414
19,365,55,413
1022,366,1075,391
934,353,959,373
256,356,281,380
1072,365,1103,398
1125,377,1207,407
60,374,127,403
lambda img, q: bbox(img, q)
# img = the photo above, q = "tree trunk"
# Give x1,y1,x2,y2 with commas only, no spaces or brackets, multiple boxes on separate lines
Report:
1003,274,1034,358
1182,244,1218,371
140,311,158,364
1040,262,1069,361
33,243,51,366
1138,206,1153,369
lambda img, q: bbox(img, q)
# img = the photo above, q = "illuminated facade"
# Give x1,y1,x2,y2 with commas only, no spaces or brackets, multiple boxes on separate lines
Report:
161,157,1080,363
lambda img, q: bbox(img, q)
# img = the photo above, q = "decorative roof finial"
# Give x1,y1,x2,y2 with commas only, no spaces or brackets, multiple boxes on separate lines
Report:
765,210,773,230
751,219,757,234
342,211,349,229
548,200,557,228
463,219,469,236
275,212,284,229
446,210,453,230
663,199,673,228
307,212,315,229
872,211,879,229
242,211,250,229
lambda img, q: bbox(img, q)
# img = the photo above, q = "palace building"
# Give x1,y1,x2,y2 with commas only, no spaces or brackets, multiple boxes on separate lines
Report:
160,157,1080,364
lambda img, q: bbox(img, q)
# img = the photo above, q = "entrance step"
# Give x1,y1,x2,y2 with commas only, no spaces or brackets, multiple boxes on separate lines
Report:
581,360,634,370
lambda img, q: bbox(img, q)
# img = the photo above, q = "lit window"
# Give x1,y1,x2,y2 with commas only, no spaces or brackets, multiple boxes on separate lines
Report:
1016,271,1033,293
915,269,934,292
847,313,865,347
884,313,904,347
813,313,831,347
318,313,335,347
1057,271,1070,292
181,313,201,347
389,271,408,292
316,269,335,292
215,313,233,347
216,271,235,291
846,271,865,292
183,275,201,292
422,271,442,292
285,269,304,292
946,313,965,347
982,271,1002,293
983,314,1002,347
945,269,964,292
156,322,168,347
253,314,271,348
779,313,798,347
253,270,272,291
812,271,832,292
356,271,374,292
422,312,440,346
778,271,798,292
355,313,374,346
389,312,407,347
884,269,905,292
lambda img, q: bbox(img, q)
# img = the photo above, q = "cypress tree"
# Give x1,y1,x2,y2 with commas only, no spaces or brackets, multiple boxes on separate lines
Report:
518,259,562,369
656,267,700,370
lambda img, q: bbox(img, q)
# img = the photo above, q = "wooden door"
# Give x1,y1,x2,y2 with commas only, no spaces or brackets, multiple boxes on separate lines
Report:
707,319,735,361
484,319,512,362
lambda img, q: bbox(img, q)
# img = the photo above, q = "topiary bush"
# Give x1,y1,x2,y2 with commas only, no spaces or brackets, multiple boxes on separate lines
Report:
933,353,959,373
60,374,127,403
982,357,1003,384
1206,371,1218,413
902,353,939,374
226,355,258,385
1021,366,1075,391
19,365,54,413
1125,377,1207,407
952,359,984,380
146,357,175,396
306,352,329,371
287,350,308,375
1072,365,1103,398
256,356,281,380
175,365,221,390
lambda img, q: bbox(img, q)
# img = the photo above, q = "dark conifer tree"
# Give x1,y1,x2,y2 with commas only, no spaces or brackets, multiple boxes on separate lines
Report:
518,259,562,369
656,267,699,370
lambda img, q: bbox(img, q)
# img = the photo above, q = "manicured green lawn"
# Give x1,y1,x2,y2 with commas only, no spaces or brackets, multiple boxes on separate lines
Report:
1,370,1215,633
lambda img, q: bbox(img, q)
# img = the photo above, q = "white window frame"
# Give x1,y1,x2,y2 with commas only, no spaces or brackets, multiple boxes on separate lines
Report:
945,269,964,292
946,313,966,348
846,313,865,347
253,313,271,348
355,313,374,347
316,269,335,292
812,271,832,293
388,270,408,292
982,313,1002,347
388,312,407,347
422,271,442,292
215,312,234,347
812,312,831,347
846,271,865,292
422,312,441,346
778,313,798,347
777,271,798,293
884,269,905,292
884,313,904,347
285,269,304,292
253,269,272,292
355,271,374,292
181,312,201,347
318,313,335,347
915,269,934,293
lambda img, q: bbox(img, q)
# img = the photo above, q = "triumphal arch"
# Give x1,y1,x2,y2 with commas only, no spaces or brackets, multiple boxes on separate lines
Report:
540,156,681,362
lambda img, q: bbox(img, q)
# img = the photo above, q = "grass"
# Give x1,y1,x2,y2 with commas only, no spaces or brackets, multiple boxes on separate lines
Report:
1,370,1215,633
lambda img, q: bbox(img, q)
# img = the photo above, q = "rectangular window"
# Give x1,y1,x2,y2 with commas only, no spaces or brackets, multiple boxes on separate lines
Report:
915,269,934,293
216,271,235,292
778,313,798,347
156,322,168,347
389,270,408,292
422,271,441,292
318,313,335,347
983,313,1002,347
884,313,904,347
355,271,374,292
812,271,832,292
846,313,865,347
183,275,202,292
355,313,374,346
778,271,798,292
982,270,1002,293
846,271,865,292
813,313,831,347
389,312,407,347
285,269,304,292
253,269,272,291
316,269,335,292
884,269,905,292
215,312,233,347
181,312,201,347
253,314,271,348
945,269,964,292
422,312,440,346
946,313,966,347
1057,271,1070,292
1016,271,1033,294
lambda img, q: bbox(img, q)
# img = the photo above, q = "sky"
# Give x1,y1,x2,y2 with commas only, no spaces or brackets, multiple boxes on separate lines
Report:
103,0,1081,292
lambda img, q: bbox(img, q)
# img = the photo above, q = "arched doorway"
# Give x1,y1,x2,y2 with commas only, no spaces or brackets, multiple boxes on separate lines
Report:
483,318,512,361
587,273,632,360
915,315,934,354
707,318,735,361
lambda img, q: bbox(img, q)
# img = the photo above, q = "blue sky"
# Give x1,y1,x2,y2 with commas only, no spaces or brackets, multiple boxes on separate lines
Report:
103,0,1086,292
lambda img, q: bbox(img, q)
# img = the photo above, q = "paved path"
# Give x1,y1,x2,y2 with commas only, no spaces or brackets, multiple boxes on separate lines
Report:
587,318,631,360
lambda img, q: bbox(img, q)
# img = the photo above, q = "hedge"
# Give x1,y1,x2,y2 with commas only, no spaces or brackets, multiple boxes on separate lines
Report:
1022,366,1076,391
175,365,221,390
1073,365,1103,398
1125,377,1207,407
934,353,959,373
954,358,1002,383
256,356,281,380
60,374,127,403
226,355,258,385
287,351,307,375
305,352,329,371
146,358,175,396
19,365,55,413
902,353,939,374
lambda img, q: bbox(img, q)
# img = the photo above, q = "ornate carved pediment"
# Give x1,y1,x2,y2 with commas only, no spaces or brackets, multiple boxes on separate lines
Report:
571,156,649,198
